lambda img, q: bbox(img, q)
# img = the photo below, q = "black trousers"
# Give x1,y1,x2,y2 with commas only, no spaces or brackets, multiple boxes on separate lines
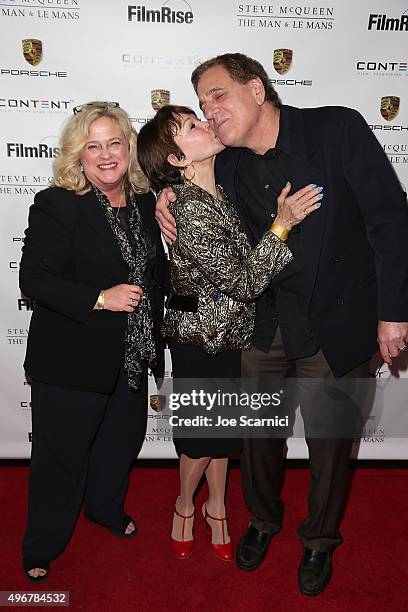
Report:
241,328,370,553
22,368,147,562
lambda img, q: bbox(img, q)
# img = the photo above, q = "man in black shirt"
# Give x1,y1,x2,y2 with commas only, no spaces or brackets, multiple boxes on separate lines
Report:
156,53,408,595
234,107,319,360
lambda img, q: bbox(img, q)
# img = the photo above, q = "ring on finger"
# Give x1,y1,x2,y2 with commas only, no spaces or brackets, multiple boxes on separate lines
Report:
398,345,407,352
130,298,136,304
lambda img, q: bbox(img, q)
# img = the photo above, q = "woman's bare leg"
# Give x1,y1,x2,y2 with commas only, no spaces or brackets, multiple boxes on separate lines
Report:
204,458,230,544
172,453,210,540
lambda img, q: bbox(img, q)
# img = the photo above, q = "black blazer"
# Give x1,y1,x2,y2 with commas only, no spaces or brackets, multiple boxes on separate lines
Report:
20,186,166,393
216,105,408,376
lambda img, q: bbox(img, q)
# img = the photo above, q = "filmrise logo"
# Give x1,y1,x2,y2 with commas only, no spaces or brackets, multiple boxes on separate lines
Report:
7,143,59,158
368,12,408,31
128,2,193,24
18,298,35,311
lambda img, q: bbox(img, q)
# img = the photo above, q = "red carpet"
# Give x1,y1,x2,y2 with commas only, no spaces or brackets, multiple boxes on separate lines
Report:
1,466,408,611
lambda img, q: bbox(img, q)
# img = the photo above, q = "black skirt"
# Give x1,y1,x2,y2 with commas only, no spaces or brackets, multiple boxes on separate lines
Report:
167,340,242,458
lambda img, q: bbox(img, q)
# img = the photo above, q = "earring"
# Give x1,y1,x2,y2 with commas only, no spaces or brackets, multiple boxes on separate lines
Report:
79,162,84,172
181,163,195,182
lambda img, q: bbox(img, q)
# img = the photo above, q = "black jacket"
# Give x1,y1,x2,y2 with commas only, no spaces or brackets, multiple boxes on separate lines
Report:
20,186,166,393
216,105,408,376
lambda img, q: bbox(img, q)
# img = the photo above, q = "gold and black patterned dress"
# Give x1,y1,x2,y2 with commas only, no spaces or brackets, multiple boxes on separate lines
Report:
163,180,293,457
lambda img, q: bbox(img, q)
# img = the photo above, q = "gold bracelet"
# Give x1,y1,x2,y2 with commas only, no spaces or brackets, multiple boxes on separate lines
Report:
96,290,105,310
269,223,290,242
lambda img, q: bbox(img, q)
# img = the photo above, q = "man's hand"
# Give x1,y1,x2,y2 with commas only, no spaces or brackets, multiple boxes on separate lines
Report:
377,321,408,365
155,186,177,244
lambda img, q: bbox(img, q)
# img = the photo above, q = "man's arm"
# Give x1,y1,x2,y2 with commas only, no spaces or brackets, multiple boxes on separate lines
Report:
155,187,177,244
342,109,408,363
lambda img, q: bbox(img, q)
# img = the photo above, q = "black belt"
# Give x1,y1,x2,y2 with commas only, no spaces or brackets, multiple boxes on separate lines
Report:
166,293,198,313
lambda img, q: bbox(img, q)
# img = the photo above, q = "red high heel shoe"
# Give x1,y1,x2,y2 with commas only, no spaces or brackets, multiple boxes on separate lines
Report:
171,505,194,559
202,502,233,561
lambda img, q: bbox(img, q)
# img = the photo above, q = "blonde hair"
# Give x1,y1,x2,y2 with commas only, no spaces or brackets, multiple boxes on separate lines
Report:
52,102,149,195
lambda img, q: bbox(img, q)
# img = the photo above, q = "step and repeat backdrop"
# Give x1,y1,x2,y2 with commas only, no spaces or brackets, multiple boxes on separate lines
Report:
0,0,407,459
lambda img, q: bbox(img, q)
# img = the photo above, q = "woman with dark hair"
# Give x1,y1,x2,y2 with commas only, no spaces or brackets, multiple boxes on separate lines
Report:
20,101,166,581
137,104,321,561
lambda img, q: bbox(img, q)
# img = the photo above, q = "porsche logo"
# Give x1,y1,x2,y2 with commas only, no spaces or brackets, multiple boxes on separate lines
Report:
151,89,170,111
273,49,293,75
149,394,165,412
22,39,43,66
380,96,400,121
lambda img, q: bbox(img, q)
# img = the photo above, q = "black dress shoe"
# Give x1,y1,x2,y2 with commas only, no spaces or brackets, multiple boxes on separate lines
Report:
298,547,332,596
236,523,274,571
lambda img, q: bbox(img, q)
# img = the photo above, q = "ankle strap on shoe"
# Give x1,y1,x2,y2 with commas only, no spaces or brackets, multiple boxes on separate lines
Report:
174,507,194,520
204,505,227,522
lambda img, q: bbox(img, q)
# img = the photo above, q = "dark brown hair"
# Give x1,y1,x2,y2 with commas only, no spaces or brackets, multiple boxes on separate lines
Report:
137,105,196,192
191,53,281,108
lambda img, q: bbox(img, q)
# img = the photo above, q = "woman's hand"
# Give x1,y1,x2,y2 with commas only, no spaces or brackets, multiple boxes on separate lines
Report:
274,182,323,230
155,186,177,244
98,284,143,313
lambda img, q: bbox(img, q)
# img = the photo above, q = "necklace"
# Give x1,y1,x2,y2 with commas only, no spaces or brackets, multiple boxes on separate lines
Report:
111,190,125,221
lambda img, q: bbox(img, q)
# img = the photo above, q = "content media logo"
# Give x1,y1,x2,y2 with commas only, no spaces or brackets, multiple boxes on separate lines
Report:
128,1,194,24
0,98,72,113
236,3,335,30
1,38,68,78
0,0,80,21
122,52,201,70
368,11,408,31
356,60,408,77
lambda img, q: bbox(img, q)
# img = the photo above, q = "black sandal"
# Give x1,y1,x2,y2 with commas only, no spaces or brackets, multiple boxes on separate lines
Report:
85,513,137,539
23,559,50,583
109,514,137,539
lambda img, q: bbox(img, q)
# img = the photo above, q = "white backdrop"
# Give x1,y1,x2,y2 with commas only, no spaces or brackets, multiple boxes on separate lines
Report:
0,0,407,459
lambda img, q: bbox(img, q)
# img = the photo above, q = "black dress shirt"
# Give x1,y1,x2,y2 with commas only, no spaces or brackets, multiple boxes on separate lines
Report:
235,107,319,359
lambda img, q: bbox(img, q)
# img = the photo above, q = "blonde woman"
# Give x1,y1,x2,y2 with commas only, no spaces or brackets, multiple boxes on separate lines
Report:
20,101,166,581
